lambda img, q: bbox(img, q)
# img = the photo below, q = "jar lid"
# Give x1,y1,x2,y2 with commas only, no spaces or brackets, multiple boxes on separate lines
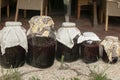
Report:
62,22,76,27
5,21,22,26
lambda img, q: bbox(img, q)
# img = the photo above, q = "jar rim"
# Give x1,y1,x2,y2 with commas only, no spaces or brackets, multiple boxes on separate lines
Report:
62,22,76,27
5,21,22,26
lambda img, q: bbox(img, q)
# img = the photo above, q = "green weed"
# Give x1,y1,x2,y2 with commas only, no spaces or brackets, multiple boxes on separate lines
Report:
89,65,111,80
0,67,21,80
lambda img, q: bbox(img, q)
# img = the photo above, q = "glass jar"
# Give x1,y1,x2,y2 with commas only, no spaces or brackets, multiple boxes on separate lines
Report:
56,22,81,62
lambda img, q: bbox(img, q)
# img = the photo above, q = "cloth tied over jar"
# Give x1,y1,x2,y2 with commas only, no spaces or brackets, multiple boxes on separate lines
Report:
101,36,120,62
0,21,28,55
78,32,101,44
56,22,81,48
27,16,55,38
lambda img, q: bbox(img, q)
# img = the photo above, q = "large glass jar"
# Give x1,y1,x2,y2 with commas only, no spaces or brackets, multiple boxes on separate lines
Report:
0,21,27,68
26,16,56,68
56,22,81,62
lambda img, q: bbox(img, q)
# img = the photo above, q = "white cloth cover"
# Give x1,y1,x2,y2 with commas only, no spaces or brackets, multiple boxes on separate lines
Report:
78,32,101,44
56,22,81,48
0,22,28,55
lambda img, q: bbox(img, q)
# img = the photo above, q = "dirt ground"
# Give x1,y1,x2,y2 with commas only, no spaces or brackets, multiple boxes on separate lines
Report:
0,59,120,80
